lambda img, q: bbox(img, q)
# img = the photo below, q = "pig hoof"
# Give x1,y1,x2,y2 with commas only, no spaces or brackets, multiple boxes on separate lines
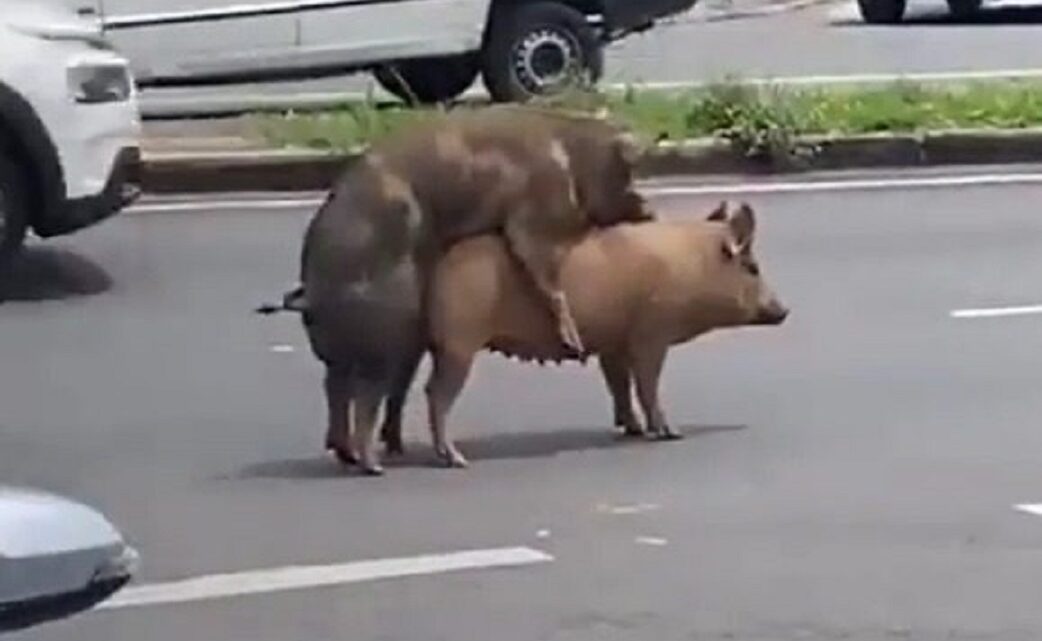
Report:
620,424,645,438
360,463,385,476
331,447,359,466
655,428,684,442
435,448,469,469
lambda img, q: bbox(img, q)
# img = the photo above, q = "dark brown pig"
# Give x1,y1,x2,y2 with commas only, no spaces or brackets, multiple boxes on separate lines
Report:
422,202,789,468
268,107,652,475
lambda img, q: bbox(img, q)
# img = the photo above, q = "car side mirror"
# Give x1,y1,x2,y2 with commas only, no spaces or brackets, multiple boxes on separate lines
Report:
0,486,139,633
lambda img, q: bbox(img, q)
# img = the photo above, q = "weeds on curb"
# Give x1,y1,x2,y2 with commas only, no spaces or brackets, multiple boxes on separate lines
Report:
252,78,1042,164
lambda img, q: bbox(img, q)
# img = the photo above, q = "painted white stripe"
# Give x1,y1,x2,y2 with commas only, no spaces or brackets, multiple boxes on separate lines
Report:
1014,503,1042,516
98,546,552,610
129,198,323,213
126,170,1042,214
646,172,1042,196
609,68,1042,92
951,305,1042,319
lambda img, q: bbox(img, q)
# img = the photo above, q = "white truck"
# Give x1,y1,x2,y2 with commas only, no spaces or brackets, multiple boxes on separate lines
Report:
82,0,699,104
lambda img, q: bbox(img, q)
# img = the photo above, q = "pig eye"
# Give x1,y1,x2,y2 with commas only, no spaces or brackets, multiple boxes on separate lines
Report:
744,260,760,276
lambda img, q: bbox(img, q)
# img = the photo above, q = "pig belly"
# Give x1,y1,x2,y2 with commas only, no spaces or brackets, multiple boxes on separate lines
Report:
482,264,627,363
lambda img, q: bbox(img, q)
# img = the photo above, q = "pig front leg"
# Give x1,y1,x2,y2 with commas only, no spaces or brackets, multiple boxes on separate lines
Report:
503,211,585,357
424,347,474,469
324,366,357,465
598,353,644,437
631,345,682,441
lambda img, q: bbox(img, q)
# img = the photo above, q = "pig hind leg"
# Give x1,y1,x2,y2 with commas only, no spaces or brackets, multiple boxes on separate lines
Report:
631,344,681,441
424,347,474,469
324,365,357,465
349,354,410,476
598,353,643,437
379,343,425,457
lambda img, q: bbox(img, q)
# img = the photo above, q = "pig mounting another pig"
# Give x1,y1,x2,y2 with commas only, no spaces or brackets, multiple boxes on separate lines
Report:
416,201,789,469
262,106,652,475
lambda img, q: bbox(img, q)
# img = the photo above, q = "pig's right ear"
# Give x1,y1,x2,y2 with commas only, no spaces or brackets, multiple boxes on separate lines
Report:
725,203,756,256
706,201,728,222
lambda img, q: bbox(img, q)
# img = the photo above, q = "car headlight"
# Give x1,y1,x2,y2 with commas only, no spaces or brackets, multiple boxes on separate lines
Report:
67,63,133,104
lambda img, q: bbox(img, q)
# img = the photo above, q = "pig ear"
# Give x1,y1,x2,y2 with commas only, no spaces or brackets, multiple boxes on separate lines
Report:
706,201,728,222
727,202,756,254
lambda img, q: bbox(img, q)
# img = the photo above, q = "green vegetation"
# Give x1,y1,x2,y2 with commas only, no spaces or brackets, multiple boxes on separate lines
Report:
251,79,1042,161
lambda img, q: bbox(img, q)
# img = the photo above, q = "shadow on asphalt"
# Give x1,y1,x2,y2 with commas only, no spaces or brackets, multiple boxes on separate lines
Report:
232,424,747,480
0,247,112,303
833,5,1042,25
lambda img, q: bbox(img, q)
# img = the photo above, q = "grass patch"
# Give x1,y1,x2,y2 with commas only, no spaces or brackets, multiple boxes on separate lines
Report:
251,79,1042,161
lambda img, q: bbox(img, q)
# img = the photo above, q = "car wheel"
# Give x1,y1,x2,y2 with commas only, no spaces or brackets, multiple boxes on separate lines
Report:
373,54,480,105
857,0,907,23
481,1,604,103
947,0,982,18
0,152,29,269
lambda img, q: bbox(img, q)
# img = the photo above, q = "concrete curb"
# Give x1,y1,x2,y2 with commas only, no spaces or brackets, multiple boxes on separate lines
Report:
138,128,1042,194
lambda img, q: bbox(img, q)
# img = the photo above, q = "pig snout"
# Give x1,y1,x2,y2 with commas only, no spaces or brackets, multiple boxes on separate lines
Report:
753,291,790,326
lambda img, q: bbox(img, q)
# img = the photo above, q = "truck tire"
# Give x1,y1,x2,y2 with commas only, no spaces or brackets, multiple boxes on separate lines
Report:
857,0,906,23
0,152,29,269
947,0,981,18
481,1,604,103
374,54,480,105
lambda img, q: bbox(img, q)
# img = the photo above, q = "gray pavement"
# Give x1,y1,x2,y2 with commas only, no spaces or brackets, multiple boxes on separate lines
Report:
139,0,1042,117
5,171,1042,640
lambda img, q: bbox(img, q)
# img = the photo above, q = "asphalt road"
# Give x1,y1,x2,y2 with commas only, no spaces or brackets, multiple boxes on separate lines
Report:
139,0,1042,117
5,169,1042,640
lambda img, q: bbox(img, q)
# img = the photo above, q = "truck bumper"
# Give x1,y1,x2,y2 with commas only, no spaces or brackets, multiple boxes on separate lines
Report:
34,147,141,239
601,0,699,33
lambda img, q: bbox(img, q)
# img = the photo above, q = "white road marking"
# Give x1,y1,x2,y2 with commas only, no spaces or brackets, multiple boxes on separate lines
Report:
269,344,296,353
597,502,662,515
129,198,322,214
647,172,1042,197
536,529,552,539
951,305,1042,319
614,69,1042,91
127,170,1042,215
1015,504,1042,516
98,546,553,611
634,536,669,547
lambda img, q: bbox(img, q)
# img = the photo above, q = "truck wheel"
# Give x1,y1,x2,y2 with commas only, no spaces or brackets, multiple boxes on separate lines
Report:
0,152,29,269
481,1,604,103
373,54,480,105
857,0,906,23
947,0,982,18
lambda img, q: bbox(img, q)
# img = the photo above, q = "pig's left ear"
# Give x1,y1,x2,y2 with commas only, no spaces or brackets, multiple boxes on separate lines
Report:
725,202,756,256
706,201,728,222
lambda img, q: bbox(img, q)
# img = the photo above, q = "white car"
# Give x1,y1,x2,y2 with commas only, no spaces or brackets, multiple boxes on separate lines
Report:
0,0,142,265
85,0,698,105
0,486,139,632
